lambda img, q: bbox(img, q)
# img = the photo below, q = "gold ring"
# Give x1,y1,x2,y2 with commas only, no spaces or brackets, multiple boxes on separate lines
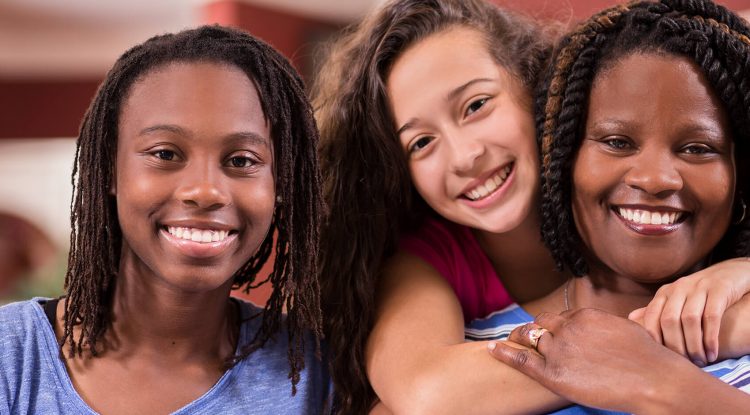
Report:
528,327,549,350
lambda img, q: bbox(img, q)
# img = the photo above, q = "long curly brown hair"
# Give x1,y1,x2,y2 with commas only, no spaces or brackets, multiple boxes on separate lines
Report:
312,0,554,411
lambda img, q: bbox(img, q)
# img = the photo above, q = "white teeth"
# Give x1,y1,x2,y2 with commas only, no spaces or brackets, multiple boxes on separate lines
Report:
200,230,211,243
616,208,683,225
641,211,651,224
484,177,498,193
477,185,489,197
165,226,231,243
464,164,513,201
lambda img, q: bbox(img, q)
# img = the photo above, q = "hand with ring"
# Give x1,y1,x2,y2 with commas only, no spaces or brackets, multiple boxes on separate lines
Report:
522,324,549,352
486,309,708,413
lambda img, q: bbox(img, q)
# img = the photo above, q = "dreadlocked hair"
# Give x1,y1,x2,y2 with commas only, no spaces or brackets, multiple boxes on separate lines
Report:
537,0,750,276
65,25,324,391
311,0,554,412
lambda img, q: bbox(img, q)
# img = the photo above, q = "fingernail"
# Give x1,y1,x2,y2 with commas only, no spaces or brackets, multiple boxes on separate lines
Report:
707,351,717,363
488,342,497,351
692,359,706,367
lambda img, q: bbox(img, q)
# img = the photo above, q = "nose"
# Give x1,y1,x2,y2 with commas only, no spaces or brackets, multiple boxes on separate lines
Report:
447,130,486,174
624,151,683,197
174,162,230,210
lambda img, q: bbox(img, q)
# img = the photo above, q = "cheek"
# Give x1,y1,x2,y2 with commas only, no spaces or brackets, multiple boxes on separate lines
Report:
570,187,595,250
241,178,277,223
691,165,735,226
569,153,612,248
494,101,537,154
114,161,159,218
409,160,444,204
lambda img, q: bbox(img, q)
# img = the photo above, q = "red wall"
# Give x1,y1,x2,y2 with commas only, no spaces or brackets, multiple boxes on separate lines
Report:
495,0,750,21
0,79,100,139
0,2,339,140
3,0,750,140
201,0,339,78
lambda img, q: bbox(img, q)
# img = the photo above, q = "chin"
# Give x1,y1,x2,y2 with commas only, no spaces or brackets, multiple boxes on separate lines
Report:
620,266,686,285
479,208,530,234
165,267,236,293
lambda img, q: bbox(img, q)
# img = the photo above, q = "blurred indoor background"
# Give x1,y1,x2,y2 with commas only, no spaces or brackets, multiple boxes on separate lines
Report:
2,0,749,305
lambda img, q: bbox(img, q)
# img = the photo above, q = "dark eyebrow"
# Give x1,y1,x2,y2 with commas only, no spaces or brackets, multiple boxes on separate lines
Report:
226,131,270,147
446,78,495,101
139,124,186,136
139,124,269,147
396,119,417,136
395,78,496,136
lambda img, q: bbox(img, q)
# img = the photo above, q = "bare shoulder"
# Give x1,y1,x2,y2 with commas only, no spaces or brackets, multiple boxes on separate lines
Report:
371,249,465,343
378,249,457,303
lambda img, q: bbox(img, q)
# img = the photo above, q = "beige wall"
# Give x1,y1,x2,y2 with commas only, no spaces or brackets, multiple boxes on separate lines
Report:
0,138,76,248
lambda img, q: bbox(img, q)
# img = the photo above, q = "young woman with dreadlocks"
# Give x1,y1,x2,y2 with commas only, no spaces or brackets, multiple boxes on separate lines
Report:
314,0,750,413
470,0,750,412
0,26,329,414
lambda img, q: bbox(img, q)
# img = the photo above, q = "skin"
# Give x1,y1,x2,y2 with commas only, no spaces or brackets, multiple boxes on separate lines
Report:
53,62,275,414
367,27,567,415
390,29,540,237
368,27,750,415
490,53,750,413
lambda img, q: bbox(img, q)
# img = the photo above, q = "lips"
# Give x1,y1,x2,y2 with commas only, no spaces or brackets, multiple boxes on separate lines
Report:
612,206,688,235
159,222,238,259
165,226,232,243
462,162,514,201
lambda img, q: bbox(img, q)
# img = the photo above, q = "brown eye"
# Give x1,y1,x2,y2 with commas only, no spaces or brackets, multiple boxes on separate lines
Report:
409,136,434,153
154,150,176,161
229,157,255,168
682,144,713,155
603,138,630,150
466,98,488,116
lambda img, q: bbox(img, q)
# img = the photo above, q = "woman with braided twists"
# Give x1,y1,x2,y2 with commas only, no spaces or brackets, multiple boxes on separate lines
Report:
471,0,750,412
0,26,330,414
316,0,750,413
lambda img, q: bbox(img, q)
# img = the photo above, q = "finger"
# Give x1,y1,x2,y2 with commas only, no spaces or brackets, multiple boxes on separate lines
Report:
628,307,646,327
642,294,666,345
681,291,708,365
660,292,688,357
703,291,728,363
534,311,566,332
488,341,547,380
507,323,544,349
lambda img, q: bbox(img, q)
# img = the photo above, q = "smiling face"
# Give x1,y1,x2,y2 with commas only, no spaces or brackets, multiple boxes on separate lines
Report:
115,61,275,292
386,26,539,233
573,53,735,283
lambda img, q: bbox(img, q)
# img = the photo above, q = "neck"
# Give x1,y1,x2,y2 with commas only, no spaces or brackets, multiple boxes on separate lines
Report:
565,274,658,317
106,256,239,363
474,207,569,303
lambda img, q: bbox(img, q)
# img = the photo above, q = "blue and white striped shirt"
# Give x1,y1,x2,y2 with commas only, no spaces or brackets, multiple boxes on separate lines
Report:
466,303,750,414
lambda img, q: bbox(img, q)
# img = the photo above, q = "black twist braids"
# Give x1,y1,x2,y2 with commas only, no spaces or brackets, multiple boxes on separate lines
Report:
538,0,750,276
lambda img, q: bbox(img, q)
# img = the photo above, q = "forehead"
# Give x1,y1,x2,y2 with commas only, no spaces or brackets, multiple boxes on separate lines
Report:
588,52,727,127
386,26,518,109
118,61,269,137
389,26,493,79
